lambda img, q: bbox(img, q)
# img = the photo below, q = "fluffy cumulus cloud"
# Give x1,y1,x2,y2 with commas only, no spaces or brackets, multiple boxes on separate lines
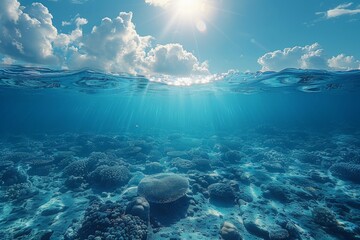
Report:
0,0,58,64
325,3,360,19
53,17,86,49
257,43,327,71
0,0,208,76
258,43,360,72
145,44,209,75
69,12,152,74
328,54,360,70
69,13,208,75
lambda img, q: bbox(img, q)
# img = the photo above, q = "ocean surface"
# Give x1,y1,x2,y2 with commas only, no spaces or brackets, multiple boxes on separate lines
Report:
0,65,360,239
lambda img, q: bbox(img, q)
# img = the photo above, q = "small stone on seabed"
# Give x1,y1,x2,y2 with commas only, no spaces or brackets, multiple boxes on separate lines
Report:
220,221,242,240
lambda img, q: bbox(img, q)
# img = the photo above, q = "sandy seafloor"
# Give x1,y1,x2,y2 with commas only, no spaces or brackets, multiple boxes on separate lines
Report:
0,128,359,240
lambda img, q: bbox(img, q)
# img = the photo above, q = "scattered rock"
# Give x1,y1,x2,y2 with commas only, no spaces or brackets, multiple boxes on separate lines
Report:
243,214,269,239
65,175,85,189
269,227,290,240
262,183,290,203
220,221,242,240
126,197,150,222
0,167,27,186
33,230,53,240
208,183,236,204
167,151,188,158
222,150,243,163
144,162,164,174
41,205,68,216
263,162,285,172
312,207,338,228
171,157,195,172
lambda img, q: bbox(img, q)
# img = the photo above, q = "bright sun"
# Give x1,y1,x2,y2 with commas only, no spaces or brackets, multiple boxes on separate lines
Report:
173,0,206,18
168,0,213,32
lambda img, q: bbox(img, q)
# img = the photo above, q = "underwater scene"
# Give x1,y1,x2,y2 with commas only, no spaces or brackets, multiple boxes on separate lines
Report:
0,65,360,240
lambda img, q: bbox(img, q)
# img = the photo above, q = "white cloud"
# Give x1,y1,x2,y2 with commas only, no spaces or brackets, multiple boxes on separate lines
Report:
328,54,360,70
145,0,170,8
0,1,209,76
62,16,87,28
257,43,327,71
62,21,71,26
68,12,208,76
145,44,209,75
325,3,360,18
75,17,88,27
68,12,152,74
2,56,15,65
258,43,360,71
54,29,82,48
0,0,21,22
53,17,87,52
71,0,89,4
0,0,58,64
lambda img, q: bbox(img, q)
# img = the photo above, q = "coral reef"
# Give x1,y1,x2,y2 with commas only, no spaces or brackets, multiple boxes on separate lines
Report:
73,201,148,240
0,131,360,240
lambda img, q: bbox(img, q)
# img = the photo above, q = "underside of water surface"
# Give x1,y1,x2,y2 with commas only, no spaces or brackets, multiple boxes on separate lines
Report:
0,65,360,240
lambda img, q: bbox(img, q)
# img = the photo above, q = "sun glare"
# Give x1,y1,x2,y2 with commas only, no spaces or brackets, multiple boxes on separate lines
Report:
174,0,204,18
168,0,213,32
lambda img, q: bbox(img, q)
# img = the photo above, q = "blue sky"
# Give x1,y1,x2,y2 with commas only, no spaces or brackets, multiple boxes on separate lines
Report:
1,0,360,76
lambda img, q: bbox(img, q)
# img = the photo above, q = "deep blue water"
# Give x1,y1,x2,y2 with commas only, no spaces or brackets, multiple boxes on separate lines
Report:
1,65,360,240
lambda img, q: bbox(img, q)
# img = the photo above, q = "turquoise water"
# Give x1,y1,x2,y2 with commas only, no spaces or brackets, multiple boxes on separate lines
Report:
1,65,360,239
1,66,359,135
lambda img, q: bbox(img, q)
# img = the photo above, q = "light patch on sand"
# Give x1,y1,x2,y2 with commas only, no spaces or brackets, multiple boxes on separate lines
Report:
236,216,243,224
243,172,251,178
186,216,198,221
254,215,265,227
208,208,223,217
54,211,65,222
269,200,281,210
243,162,253,167
37,197,64,212
270,175,277,181
22,218,34,228
209,171,220,177
249,184,259,199
333,178,347,192
294,223,306,233
101,192,112,199
121,186,138,196
2,204,12,216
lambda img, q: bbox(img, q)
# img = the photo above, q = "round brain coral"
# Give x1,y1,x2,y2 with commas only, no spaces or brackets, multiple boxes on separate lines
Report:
330,163,360,183
90,165,130,188
137,173,189,203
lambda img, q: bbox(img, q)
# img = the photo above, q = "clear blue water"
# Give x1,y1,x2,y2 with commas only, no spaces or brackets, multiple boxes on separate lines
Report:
1,65,360,135
1,65,360,239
